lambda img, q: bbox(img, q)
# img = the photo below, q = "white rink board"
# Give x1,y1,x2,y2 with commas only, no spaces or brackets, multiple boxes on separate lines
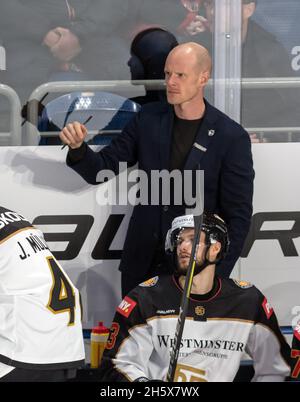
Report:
0,144,299,328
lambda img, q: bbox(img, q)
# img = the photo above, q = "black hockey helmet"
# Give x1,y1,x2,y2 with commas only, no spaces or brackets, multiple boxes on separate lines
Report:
165,212,230,263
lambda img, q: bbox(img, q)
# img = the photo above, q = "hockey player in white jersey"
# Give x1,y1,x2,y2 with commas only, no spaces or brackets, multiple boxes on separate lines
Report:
0,206,85,381
99,213,291,382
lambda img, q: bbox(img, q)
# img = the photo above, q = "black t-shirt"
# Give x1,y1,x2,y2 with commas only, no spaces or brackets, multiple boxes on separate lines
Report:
170,114,203,171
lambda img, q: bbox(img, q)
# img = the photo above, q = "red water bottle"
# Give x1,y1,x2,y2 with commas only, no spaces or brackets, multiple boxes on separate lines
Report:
90,321,109,368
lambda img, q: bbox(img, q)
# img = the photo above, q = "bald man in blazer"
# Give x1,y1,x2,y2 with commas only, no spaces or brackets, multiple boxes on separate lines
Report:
60,43,254,296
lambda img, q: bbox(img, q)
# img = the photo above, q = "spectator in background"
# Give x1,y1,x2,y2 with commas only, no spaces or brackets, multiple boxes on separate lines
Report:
129,28,178,82
182,0,299,141
0,0,130,141
0,0,129,104
128,27,178,104
128,0,188,39
130,0,207,43
39,27,178,146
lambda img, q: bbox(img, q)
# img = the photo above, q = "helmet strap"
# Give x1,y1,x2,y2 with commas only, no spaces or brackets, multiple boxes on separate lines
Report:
191,245,221,275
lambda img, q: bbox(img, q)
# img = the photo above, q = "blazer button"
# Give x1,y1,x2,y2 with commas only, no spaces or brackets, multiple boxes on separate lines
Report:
163,206,169,212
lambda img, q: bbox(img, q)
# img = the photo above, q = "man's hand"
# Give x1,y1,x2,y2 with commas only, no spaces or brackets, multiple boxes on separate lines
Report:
60,122,87,149
43,29,61,48
185,15,209,36
49,27,81,61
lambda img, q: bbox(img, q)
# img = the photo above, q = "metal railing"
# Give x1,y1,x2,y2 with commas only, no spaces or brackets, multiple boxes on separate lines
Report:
23,77,300,145
0,84,22,146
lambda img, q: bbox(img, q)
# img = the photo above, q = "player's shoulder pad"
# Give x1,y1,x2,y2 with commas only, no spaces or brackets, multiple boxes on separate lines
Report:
232,279,253,289
139,276,159,288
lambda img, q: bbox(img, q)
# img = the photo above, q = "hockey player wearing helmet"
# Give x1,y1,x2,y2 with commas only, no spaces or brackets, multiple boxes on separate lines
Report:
165,212,229,277
99,213,291,382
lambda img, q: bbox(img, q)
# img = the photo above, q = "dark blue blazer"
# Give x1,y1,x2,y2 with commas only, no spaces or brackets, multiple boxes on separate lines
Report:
68,100,254,278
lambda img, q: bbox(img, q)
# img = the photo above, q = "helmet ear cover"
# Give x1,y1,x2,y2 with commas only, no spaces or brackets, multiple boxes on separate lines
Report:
202,229,224,264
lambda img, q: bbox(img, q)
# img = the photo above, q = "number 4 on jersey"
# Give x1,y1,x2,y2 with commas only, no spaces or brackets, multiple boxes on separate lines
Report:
46,256,76,326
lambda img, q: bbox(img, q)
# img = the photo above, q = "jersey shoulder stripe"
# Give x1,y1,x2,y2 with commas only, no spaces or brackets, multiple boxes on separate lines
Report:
0,206,32,243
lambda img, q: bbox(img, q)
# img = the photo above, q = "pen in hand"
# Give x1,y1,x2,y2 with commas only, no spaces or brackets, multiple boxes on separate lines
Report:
61,115,93,150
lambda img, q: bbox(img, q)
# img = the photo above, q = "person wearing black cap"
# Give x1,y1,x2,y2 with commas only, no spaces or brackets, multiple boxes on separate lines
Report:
128,27,178,104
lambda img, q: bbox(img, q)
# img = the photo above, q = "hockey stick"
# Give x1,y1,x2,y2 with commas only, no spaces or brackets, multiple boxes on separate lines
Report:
166,213,203,382
166,168,204,382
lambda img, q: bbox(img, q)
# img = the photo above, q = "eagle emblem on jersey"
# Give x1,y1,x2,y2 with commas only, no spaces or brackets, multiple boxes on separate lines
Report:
233,279,253,289
195,306,205,316
139,276,159,287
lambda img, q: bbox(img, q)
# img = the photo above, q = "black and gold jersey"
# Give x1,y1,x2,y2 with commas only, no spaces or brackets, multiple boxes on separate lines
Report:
100,275,290,382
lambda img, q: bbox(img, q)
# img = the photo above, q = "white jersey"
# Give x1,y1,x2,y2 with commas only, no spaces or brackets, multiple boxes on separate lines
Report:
0,206,85,370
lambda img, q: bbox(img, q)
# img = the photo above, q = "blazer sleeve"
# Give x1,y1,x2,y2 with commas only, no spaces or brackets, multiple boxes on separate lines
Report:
67,112,140,185
217,129,254,277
